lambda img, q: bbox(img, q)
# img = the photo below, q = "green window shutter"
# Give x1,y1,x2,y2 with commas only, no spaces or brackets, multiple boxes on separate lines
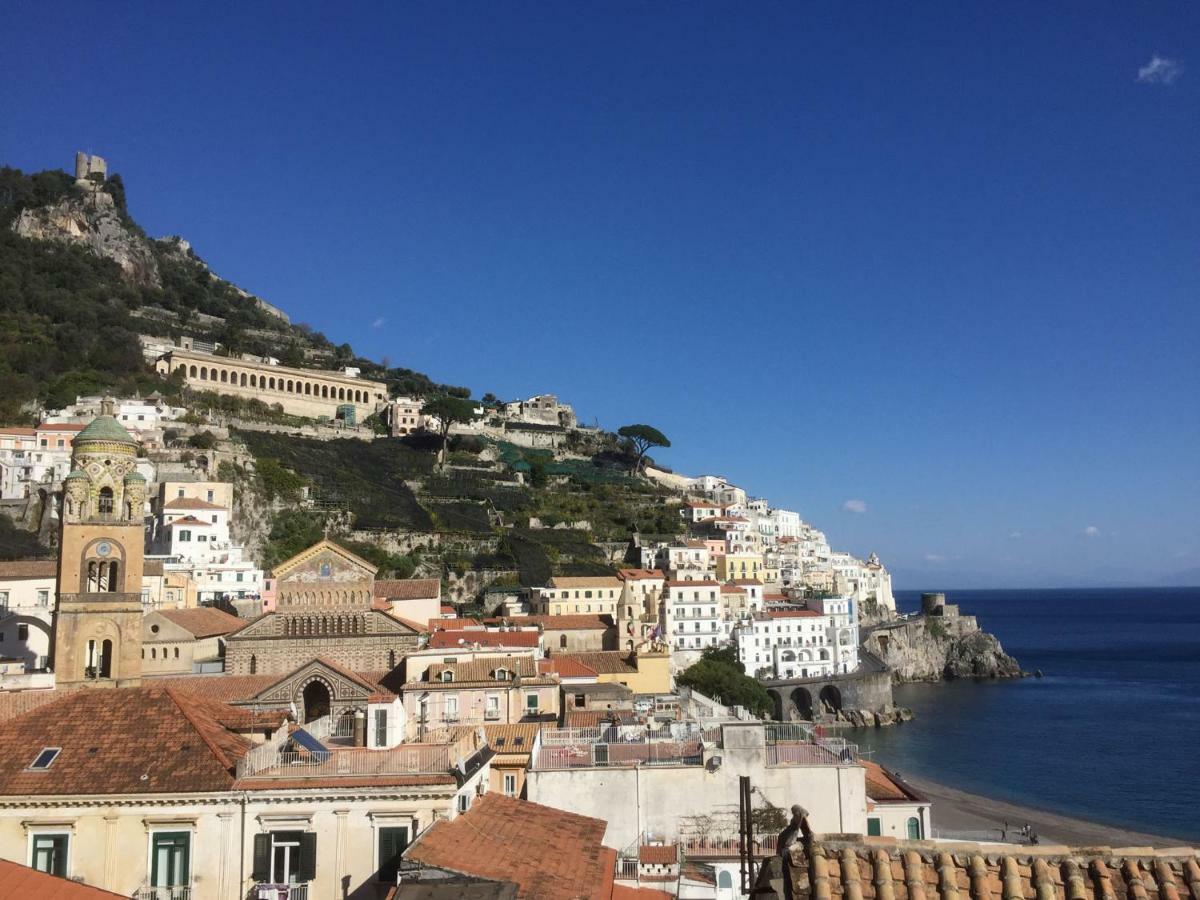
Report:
298,832,318,882
378,826,409,882
867,818,882,837
251,834,271,882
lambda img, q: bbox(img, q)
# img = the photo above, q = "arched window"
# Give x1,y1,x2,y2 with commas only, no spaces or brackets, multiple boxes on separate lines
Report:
249,374,257,388
98,487,114,517
151,647,157,659
559,634,568,649
440,671,454,682
189,365,197,377
249,654,257,674
268,378,275,390
87,561,99,592
240,372,247,387
906,817,922,840
200,367,208,380
719,871,734,890
493,668,510,681
220,370,228,383
304,382,311,395
106,561,119,592
99,639,113,678
287,380,294,393
321,385,328,398
174,647,180,659
389,650,396,669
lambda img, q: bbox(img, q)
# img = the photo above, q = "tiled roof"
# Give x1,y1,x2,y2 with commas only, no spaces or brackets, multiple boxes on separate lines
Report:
484,615,613,631
563,708,639,728
639,844,678,865
480,723,544,754
236,774,457,791
0,858,128,898
721,584,746,594
756,823,1200,900
767,609,820,619
617,569,665,580
611,886,674,900
427,656,539,683
0,687,249,796
430,618,482,630
548,576,623,589
428,630,540,650
163,496,226,510
732,578,765,586
37,422,86,432
861,760,924,803
165,515,211,528
144,560,165,576
0,426,36,436
376,578,441,600
141,673,280,703
156,606,245,638
539,657,600,679
0,559,56,577
0,688,61,723
665,579,721,588
556,651,638,675
404,793,616,900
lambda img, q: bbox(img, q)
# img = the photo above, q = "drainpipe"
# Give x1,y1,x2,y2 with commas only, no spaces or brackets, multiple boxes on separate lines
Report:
239,790,248,894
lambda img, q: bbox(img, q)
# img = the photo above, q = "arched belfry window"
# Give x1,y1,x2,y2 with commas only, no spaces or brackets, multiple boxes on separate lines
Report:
98,487,114,517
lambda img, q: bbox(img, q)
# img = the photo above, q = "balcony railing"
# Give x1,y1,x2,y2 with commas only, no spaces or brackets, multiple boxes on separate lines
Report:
678,834,779,858
134,886,191,900
244,745,455,779
252,885,309,900
765,722,859,766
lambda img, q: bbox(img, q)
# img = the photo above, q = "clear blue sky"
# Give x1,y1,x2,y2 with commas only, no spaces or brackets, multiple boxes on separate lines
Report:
4,2,1198,588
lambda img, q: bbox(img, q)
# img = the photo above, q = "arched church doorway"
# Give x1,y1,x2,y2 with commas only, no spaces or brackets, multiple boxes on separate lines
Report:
302,680,331,723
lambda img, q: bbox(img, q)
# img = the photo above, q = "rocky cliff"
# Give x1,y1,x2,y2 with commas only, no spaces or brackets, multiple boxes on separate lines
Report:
862,612,1023,682
12,189,161,287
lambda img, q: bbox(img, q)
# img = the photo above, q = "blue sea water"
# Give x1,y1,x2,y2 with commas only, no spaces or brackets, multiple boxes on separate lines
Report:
848,587,1200,842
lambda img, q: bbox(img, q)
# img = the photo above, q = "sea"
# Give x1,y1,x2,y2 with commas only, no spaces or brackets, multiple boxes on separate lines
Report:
847,587,1200,842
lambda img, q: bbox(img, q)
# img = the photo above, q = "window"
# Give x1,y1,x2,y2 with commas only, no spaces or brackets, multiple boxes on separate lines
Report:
178,530,191,542
374,709,388,747
252,831,316,885
906,817,922,840
525,693,539,713
377,826,409,882
444,696,459,721
31,833,68,877
485,695,500,719
36,589,49,607
17,624,28,641
503,773,517,796
439,670,454,682
457,793,470,813
151,831,190,889
98,487,114,516
867,818,882,837
29,747,60,770
206,490,214,502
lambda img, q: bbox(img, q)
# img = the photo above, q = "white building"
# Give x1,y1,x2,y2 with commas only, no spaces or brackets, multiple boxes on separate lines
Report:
0,424,82,499
44,395,185,445
151,495,263,605
664,579,724,667
734,598,860,681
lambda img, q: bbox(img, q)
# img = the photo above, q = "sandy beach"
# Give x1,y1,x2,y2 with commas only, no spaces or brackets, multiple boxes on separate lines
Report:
899,772,1195,849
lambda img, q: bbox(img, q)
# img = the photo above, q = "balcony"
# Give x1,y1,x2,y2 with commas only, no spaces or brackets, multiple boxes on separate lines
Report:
252,885,309,900
134,887,192,900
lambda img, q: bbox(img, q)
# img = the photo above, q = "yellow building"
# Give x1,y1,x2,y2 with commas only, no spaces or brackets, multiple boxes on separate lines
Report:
533,576,622,617
716,553,764,583
556,648,671,695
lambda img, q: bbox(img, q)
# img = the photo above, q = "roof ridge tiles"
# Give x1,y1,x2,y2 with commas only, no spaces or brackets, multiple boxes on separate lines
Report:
163,686,237,773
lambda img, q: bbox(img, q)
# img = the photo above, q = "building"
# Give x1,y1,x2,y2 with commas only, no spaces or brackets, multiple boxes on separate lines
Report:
54,406,147,688
374,577,442,626
0,423,84,499
150,493,264,604
154,346,388,422
0,684,490,899
553,650,672,695
502,393,577,429
532,576,623,617
754,818,1198,900
0,560,56,674
402,655,560,737
715,551,763,583
734,599,859,681
483,614,615,652
616,568,666,646
385,396,428,436
140,606,245,675
861,759,930,839
0,858,128,898
44,395,185,446
223,539,422,675
663,579,724,666
526,718,868,851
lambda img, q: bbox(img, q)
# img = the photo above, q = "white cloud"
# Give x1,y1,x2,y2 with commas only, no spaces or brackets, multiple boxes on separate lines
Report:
1008,531,1023,540
1137,56,1183,85
370,317,386,329
841,499,867,514
1083,525,1102,538
924,553,946,563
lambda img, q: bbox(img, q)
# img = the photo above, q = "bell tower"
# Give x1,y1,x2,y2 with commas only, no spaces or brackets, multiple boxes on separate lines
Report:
53,400,146,688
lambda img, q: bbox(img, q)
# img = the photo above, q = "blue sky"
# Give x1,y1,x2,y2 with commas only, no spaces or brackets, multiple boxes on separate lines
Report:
3,2,1197,587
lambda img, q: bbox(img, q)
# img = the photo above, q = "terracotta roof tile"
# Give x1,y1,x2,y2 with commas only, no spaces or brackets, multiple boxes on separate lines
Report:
563,708,639,727
539,657,600,679
0,688,61,723
427,656,539,683
860,759,923,803
405,794,615,900
483,615,613,631
555,651,638,675
428,630,540,650
0,687,249,795
617,569,665,581
163,496,226,510
611,886,674,900
758,823,1200,900
0,559,57,578
665,579,721,588
153,673,281,703
0,858,127,898
638,844,678,865
155,606,245,638
547,576,622,589
375,578,442,601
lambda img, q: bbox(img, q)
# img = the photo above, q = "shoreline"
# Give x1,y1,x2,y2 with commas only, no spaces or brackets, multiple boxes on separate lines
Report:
895,770,1195,849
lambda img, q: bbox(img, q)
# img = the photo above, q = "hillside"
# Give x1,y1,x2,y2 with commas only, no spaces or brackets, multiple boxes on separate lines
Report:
0,160,468,422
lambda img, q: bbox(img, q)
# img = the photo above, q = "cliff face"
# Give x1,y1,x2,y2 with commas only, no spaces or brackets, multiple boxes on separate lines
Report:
862,613,1022,682
12,190,161,288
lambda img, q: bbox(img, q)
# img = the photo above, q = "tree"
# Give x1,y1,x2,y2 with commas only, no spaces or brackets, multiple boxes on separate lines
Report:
676,646,773,718
617,424,670,474
421,395,477,465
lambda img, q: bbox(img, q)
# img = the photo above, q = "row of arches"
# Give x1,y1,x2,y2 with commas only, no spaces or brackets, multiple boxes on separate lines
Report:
284,590,371,607
281,615,365,637
85,560,121,593
779,648,831,663
179,363,382,405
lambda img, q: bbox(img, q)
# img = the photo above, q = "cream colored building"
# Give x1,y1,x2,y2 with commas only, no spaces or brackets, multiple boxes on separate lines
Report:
0,685,491,899
155,348,387,421
532,576,623,616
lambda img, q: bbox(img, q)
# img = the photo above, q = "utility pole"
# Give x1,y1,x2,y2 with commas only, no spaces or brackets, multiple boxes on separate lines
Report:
738,775,757,894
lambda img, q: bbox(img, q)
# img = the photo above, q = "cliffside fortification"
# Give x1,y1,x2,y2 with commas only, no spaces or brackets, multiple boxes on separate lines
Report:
861,592,1023,681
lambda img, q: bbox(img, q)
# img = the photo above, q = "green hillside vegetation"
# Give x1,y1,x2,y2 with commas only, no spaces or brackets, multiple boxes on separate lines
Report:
0,164,471,423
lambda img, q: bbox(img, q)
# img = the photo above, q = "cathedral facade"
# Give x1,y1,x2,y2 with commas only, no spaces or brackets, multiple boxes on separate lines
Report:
224,539,421,675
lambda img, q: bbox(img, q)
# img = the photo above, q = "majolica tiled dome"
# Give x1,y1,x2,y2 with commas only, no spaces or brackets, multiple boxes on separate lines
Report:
74,415,137,446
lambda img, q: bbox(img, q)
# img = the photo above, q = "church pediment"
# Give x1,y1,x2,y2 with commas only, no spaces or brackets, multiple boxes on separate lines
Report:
273,539,378,585
237,657,378,707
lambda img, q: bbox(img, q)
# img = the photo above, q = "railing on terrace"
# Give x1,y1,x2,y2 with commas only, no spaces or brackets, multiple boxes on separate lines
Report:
615,857,639,880
251,884,309,900
535,738,703,770
243,744,454,779
765,722,860,766
678,833,779,858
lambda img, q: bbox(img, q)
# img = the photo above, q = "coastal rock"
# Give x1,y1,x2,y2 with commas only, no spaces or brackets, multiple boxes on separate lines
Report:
862,610,1022,683
12,191,161,288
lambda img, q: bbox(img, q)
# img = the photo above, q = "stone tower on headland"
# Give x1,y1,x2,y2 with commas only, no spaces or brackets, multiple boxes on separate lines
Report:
73,151,107,188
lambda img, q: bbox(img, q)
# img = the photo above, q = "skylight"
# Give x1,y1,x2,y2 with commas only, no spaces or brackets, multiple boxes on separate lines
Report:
29,747,61,770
